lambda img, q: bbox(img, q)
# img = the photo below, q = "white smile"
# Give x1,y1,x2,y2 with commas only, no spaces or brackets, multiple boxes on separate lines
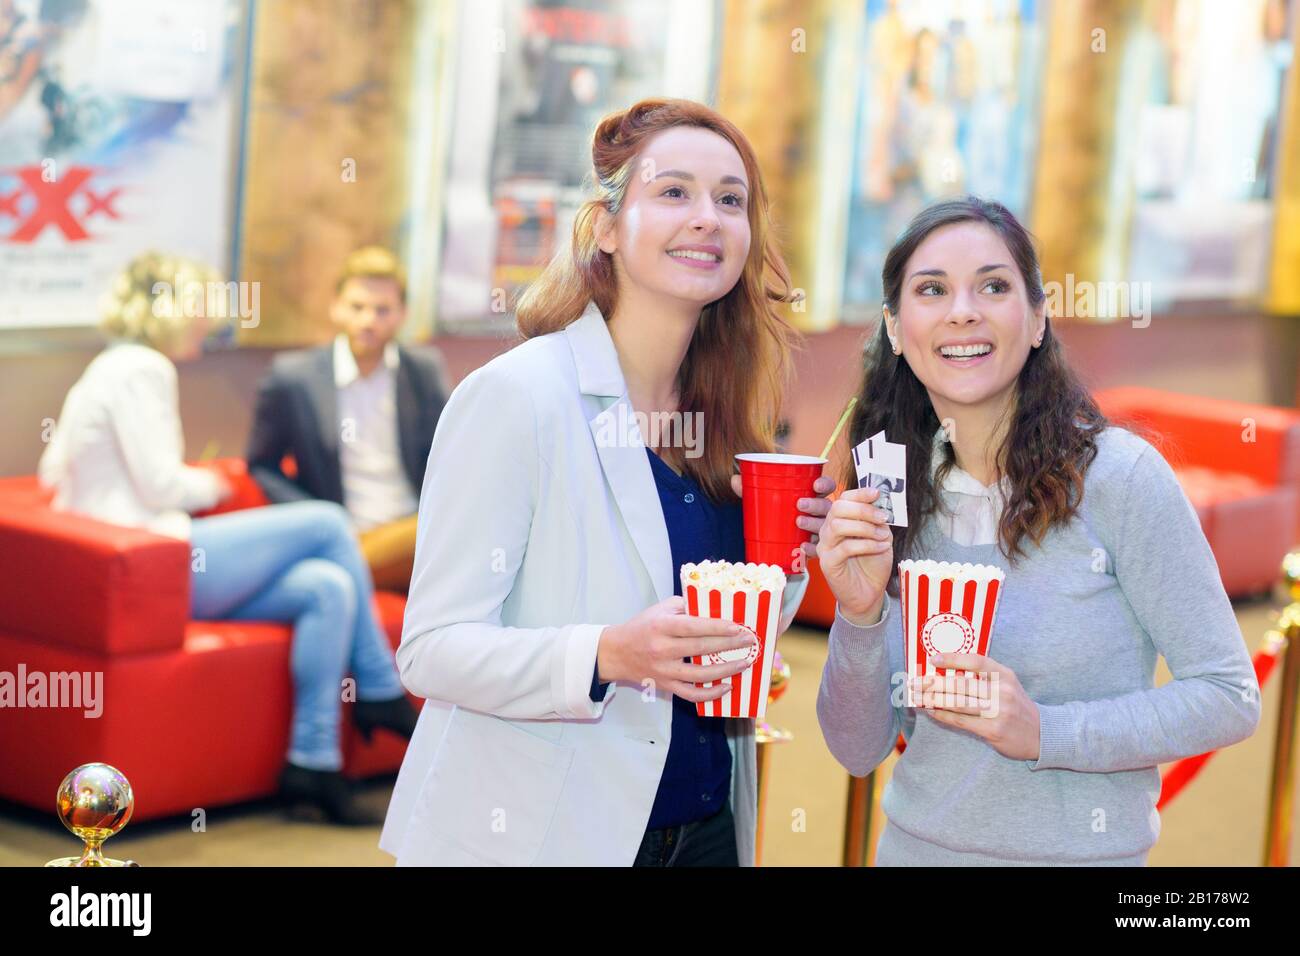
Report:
667,250,720,262
938,344,993,359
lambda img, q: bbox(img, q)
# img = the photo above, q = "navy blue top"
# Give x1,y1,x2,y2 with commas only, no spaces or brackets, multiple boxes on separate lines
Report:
589,447,746,829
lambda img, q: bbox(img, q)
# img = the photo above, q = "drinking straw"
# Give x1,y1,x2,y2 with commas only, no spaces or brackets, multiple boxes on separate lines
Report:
819,396,857,460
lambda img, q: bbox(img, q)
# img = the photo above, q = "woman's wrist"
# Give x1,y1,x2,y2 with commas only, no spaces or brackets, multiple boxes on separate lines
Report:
595,624,622,683
838,595,885,628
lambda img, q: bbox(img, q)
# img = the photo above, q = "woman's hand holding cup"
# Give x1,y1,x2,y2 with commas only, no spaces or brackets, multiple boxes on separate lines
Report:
817,487,895,626
729,472,837,561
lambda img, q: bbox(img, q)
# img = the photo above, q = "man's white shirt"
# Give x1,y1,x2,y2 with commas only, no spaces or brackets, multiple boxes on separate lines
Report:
333,335,417,531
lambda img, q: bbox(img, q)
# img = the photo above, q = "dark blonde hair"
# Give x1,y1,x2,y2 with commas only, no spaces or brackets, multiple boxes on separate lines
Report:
336,245,406,302
515,98,799,501
100,251,228,352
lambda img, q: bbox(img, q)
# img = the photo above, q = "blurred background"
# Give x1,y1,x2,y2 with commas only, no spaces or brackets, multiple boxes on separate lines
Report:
0,0,1296,472
0,0,1298,866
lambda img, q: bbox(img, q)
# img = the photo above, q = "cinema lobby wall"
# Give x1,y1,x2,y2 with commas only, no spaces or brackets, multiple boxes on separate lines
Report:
3,0,1299,479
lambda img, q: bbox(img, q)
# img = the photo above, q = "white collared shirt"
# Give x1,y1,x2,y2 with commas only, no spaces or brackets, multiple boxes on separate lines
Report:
333,335,416,531
929,428,1010,547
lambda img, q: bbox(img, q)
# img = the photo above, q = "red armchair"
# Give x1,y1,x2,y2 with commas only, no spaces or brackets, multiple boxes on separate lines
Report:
794,388,1300,628
0,459,414,822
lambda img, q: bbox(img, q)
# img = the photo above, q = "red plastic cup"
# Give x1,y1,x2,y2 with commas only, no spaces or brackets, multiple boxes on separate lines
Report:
736,453,826,573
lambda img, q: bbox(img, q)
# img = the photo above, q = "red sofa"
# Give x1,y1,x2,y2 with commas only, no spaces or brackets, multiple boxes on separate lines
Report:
1095,387,1300,597
0,459,414,822
795,388,1300,628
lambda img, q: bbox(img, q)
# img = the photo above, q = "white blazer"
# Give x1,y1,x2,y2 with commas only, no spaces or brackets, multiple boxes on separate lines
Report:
379,302,808,866
37,341,224,540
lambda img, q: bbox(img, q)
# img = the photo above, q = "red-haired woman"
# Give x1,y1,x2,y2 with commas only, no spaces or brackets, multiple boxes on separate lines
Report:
380,99,834,866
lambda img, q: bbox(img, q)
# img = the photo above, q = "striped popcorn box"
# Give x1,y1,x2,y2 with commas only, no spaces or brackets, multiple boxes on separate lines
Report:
898,559,1005,708
681,560,786,719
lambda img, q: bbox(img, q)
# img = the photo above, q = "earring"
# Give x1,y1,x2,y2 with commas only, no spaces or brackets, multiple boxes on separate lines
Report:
882,306,898,354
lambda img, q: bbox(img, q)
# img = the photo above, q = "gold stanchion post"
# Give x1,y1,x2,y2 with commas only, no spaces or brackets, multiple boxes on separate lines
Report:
1263,551,1300,867
754,651,793,866
842,771,874,867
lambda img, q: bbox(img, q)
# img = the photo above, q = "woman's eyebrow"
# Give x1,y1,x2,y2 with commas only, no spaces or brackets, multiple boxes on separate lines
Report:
906,264,1011,281
651,169,749,190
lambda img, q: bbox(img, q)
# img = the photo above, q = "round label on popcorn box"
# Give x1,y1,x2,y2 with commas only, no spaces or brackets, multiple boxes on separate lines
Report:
921,612,976,657
705,624,760,669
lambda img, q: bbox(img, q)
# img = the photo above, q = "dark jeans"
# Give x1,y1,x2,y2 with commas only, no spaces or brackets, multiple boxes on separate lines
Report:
632,802,739,867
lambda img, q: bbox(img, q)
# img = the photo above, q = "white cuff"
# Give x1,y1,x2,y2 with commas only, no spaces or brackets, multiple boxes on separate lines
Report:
554,623,616,719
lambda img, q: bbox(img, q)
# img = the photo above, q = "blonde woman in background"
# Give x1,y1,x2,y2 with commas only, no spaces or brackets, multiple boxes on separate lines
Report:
38,252,417,825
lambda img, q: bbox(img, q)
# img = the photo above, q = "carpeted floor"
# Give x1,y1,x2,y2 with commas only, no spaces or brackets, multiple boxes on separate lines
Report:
1,596,1295,867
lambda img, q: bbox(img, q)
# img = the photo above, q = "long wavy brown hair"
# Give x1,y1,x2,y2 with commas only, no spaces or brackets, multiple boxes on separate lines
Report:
845,197,1108,594
515,98,798,502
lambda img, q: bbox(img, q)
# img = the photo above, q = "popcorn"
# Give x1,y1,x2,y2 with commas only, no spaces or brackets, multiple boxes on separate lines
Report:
897,559,1004,584
681,559,786,594
680,559,787,719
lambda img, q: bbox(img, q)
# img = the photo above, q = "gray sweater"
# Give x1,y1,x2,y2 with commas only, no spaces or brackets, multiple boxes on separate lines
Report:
817,426,1262,865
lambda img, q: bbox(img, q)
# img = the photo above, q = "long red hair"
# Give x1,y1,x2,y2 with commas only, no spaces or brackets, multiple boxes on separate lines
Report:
515,98,799,502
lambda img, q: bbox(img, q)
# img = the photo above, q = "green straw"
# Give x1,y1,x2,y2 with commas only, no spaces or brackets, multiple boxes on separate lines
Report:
819,396,857,461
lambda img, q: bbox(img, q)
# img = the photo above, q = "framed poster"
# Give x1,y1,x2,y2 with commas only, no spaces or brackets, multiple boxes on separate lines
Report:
839,0,1046,323
0,0,248,331
432,0,719,333
1121,0,1294,307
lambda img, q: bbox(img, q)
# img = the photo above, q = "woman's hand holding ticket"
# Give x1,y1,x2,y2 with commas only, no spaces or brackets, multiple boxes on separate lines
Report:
596,597,759,703
817,487,895,626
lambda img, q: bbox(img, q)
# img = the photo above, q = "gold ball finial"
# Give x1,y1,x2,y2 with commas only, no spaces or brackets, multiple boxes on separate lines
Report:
768,650,791,703
46,763,136,867
1280,550,1300,605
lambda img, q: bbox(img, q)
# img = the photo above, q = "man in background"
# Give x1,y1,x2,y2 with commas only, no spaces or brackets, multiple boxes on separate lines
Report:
247,246,448,592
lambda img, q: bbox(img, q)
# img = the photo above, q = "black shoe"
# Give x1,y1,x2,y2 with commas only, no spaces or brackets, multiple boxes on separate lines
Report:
277,763,382,827
353,695,419,744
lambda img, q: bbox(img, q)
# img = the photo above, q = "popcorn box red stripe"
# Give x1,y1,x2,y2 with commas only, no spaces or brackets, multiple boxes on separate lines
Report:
912,572,929,705
730,591,747,718
708,589,723,717
687,583,702,674
977,579,1000,656
749,590,772,717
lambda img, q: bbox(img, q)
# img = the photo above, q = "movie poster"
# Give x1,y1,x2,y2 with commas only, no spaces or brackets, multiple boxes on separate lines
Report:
0,0,244,329
840,0,1045,322
435,0,717,331
1123,0,1293,305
